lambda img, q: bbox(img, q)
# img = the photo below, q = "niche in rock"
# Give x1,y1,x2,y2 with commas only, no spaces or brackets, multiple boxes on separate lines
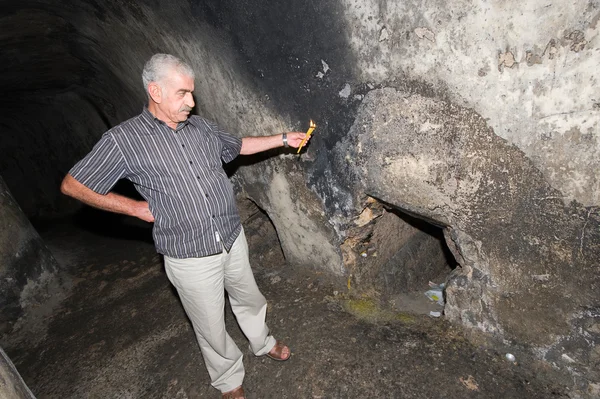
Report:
237,197,285,269
343,197,456,315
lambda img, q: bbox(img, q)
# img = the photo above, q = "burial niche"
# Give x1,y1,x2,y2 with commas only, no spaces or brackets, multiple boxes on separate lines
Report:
237,196,286,268
343,197,456,315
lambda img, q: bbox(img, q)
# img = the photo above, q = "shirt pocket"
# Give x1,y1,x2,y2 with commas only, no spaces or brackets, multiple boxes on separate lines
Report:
192,135,223,170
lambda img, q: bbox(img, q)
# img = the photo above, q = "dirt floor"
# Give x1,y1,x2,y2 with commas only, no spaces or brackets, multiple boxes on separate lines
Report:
3,207,578,398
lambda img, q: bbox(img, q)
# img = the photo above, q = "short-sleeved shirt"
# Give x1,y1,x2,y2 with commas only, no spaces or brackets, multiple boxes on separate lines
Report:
69,108,243,258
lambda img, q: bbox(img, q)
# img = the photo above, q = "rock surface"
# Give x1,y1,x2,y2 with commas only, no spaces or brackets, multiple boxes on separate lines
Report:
0,176,68,343
0,347,34,399
336,87,600,383
1,0,599,393
1,211,577,399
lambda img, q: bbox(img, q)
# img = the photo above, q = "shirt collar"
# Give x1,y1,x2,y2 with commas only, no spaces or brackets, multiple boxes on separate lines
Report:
140,107,196,132
140,108,159,129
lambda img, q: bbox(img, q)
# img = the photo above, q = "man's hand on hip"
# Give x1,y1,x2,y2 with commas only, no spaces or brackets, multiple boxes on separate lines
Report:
134,201,155,222
61,174,155,223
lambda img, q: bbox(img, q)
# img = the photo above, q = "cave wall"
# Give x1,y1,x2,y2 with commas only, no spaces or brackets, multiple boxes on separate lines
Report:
0,3,144,218
5,0,596,244
342,0,600,207
1,0,599,381
0,175,64,341
335,88,600,379
0,346,35,399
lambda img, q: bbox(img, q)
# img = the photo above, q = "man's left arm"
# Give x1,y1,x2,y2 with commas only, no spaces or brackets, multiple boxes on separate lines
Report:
240,132,308,155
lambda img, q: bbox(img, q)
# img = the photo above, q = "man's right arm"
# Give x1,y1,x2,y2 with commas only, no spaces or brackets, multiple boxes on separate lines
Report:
60,174,154,222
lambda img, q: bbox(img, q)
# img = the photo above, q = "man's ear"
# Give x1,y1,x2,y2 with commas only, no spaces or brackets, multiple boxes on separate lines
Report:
148,82,162,104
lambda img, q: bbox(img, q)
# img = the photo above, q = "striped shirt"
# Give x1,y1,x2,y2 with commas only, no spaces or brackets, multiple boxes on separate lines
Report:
69,108,243,258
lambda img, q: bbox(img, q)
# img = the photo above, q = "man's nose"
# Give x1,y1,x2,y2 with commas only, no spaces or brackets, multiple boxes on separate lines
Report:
186,92,195,108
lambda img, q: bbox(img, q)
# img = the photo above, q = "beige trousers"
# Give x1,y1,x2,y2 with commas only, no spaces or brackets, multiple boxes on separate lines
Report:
164,228,276,393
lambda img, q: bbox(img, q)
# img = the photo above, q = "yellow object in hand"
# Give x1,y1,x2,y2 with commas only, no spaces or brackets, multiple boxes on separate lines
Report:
297,120,316,154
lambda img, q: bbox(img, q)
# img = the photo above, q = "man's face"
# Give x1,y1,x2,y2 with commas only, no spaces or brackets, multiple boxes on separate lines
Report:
157,69,195,126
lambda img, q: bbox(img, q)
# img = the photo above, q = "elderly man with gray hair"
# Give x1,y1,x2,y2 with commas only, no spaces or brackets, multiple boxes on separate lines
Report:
61,53,309,399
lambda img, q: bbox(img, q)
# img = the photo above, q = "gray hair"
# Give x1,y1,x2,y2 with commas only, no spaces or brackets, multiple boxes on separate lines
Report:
142,53,195,91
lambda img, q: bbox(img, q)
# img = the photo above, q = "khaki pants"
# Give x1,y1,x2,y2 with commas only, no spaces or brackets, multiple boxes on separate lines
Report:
164,229,276,393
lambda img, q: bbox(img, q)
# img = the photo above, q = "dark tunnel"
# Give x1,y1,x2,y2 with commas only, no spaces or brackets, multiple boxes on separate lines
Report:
1,0,600,398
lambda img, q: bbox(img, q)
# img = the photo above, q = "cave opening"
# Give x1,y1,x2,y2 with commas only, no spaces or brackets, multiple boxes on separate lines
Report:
236,196,286,270
347,197,456,316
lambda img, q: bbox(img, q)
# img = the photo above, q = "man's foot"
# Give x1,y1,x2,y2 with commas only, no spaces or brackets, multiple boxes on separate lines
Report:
222,386,245,399
266,340,291,361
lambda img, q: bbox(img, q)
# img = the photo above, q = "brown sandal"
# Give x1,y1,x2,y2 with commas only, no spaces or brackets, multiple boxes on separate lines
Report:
222,386,245,399
266,340,291,361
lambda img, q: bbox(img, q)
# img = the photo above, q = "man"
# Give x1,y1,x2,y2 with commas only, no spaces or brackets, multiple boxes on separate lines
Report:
61,53,310,399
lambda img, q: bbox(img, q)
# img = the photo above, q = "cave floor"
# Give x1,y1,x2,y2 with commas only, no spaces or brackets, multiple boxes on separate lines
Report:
4,210,573,399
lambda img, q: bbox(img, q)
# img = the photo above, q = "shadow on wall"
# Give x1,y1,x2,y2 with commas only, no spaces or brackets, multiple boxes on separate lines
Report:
191,0,360,148
34,180,154,245
74,180,152,242
225,147,302,177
